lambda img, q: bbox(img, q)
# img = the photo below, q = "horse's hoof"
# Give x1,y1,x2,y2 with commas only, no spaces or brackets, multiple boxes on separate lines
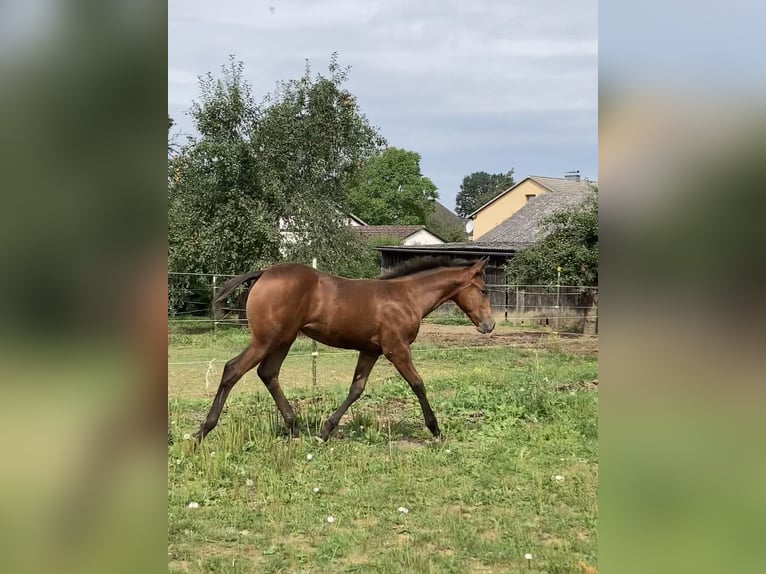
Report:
314,436,326,445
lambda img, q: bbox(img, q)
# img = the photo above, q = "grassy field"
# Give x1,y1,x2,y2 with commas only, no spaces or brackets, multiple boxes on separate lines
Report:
168,325,598,573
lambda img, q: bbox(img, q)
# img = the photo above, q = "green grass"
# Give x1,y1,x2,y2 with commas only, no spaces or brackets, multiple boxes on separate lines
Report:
168,333,598,573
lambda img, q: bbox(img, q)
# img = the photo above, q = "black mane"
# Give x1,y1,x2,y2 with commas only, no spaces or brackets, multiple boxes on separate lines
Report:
379,256,478,280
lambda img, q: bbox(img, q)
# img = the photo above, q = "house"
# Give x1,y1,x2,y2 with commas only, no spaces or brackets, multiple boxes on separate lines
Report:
468,173,594,240
353,225,445,246
346,213,368,227
375,185,594,318
477,186,592,244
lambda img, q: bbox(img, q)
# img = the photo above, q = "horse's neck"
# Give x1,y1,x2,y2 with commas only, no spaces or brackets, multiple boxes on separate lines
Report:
406,269,464,318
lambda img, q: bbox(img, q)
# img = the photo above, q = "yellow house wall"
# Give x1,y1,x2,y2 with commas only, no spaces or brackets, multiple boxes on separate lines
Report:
472,179,549,239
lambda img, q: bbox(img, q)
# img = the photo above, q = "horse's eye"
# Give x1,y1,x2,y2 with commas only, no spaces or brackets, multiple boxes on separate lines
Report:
480,288,488,296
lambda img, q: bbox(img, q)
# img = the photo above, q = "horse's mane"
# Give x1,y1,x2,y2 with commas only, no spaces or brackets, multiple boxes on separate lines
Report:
379,256,477,280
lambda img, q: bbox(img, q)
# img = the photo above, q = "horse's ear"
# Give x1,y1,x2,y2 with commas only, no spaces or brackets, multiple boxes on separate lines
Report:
470,257,489,274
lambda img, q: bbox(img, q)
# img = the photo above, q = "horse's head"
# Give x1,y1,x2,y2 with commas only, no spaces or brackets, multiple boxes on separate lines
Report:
452,257,496,334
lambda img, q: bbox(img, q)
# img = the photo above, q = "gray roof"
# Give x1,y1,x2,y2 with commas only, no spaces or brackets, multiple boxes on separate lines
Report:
375,242,524,256
468,175,594,217
476,187,591,245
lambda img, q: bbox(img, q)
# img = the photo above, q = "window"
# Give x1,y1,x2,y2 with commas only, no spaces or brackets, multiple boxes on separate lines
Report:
525,194,536,202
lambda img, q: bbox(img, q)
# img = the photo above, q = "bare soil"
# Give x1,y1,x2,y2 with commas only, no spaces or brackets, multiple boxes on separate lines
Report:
415,323,598,356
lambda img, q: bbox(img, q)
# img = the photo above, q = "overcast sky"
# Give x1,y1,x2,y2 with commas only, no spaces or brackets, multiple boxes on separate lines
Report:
169,0,597,211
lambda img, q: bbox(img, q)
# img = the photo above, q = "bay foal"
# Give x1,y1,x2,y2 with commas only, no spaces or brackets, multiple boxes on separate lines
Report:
194,256,495,444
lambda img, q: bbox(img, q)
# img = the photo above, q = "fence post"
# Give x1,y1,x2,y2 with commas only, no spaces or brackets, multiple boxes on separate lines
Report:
311,258,318,388
212,274,217,337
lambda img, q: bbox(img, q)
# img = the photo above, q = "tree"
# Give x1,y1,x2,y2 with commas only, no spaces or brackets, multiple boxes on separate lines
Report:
168,59,276,313
455,170,515,217
251,53,385,272
506,187,598,333
505,187,598,287
425,200,466,243
345,147,438,225
168,55,384,314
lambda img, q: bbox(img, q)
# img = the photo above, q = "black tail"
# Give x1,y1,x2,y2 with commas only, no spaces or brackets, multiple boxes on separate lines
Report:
212,270,263,318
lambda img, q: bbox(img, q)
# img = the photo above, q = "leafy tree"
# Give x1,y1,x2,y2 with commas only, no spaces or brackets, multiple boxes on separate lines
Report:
506,187,598,333
346,147,438,225
168,55,384,313
455,170,515,217
252,53,385,271
506,187,598,287
425,201,466,242
168,59,276,313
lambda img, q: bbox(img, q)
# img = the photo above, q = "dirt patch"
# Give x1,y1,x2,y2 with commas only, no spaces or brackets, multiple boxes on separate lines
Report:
353,516,379,528
390,438,428,450
415,324,598,356
556,379,599,393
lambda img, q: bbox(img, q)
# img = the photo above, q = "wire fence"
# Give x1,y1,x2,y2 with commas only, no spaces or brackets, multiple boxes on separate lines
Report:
168,272,598,334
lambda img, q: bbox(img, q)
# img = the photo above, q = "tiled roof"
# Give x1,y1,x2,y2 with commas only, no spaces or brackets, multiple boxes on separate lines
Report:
352,225,426,240
468,176,593,217
477,188,592,244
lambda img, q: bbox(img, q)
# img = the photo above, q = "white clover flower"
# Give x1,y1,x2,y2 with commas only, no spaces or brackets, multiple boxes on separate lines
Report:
183,433,191,440
210,451,216,457
313,487,320,493
397,507,409,514
445,449,452,454
524,553,533,560
239,530,250,536
187,502,199,509
553,475,564,481
326,516,335,523
330,448,334,453
175,459,181,465
306,453,313,461
245,478,254,487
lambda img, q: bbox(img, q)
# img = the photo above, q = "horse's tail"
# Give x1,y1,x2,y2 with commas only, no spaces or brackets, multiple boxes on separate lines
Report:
212,270,263,318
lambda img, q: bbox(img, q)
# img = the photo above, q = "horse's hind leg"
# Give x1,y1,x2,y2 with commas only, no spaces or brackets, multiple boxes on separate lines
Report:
194,344,265,443
256,343,298,436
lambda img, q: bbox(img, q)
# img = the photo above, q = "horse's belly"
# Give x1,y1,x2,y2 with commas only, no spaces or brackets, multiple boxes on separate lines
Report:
300,324,380,353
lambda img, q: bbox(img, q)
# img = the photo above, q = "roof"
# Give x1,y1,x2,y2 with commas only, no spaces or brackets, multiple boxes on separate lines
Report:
477,187,592,244
347,213,368,226
375,242,523,257
352,225,431,241
429,200,464,227
467,176,594,217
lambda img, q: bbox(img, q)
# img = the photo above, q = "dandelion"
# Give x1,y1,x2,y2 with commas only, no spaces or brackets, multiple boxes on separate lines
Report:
524,553,533,560
553,475,564,481
245,479,254,487
183,433,191,440
313,487,320,493
187,502,199,509
397,507,409,514
306,453,313,461
326,516,335,523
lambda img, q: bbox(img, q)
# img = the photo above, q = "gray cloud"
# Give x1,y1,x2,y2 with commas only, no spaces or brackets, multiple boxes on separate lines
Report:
169,0,597,208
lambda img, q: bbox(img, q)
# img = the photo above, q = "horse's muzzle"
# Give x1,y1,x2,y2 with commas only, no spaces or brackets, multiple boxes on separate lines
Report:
477,318,496,334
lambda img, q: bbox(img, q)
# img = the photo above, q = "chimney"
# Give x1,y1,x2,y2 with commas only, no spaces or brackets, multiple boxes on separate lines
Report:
564,170,581,182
